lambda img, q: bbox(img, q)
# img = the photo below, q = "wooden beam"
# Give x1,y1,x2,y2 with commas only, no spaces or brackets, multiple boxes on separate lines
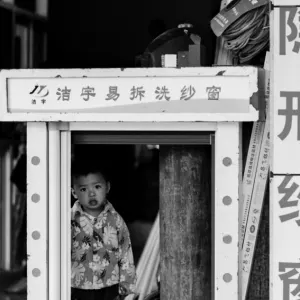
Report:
159,145,211,300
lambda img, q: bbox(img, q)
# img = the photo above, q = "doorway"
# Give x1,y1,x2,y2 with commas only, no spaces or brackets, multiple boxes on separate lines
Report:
71,132,213,235
27,121,240,300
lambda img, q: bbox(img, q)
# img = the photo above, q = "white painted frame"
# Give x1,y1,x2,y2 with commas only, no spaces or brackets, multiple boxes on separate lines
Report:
27,123,48,300
26,120,241,300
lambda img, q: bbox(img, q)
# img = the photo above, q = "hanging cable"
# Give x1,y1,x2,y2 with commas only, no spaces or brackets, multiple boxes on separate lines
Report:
221,4,270,64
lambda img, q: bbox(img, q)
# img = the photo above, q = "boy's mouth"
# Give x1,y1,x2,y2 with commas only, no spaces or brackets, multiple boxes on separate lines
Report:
89,199,98,206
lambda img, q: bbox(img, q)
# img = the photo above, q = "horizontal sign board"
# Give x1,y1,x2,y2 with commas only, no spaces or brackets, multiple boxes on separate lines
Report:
0,67,262,122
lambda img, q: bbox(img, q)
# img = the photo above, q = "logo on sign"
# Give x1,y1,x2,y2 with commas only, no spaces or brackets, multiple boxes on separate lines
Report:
29,85,49,105
206,86,221,100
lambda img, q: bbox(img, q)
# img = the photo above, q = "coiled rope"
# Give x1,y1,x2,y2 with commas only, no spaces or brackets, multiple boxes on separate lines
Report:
222,4,269,64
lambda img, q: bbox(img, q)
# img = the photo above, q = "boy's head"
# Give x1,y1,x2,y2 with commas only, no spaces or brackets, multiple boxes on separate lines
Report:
71,160,110,214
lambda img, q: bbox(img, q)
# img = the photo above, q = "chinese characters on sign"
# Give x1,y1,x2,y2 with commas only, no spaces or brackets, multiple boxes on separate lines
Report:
29,84,206,105
81,86,96,101
155,86,170,101
258,140,270,181
242,208,260,272
130,86,145,101
106,86,120,101
279,263,300,300
206,86,221,100
57,87,71,101
278,175,300,226
279,7,300,55
278,91,300,141
274,6,300,300
246,143,258,184
181,85,196,101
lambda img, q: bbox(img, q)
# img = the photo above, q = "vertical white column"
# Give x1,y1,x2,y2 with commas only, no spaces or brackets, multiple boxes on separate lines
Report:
48,123,61,300
27,122,48,300
214,122,241,300
61,130,71,300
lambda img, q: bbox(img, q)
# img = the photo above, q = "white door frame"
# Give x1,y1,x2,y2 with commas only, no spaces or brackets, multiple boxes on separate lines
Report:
27,120,241,300
0,146,13,270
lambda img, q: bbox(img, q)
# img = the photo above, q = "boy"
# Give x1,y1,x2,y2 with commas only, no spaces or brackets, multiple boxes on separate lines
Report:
71,160,136,300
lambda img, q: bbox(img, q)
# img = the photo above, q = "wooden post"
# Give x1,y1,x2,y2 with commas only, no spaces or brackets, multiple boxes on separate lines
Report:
160,145,211,300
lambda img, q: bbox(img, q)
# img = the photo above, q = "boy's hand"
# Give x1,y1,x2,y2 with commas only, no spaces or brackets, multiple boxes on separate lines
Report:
124,294,138,300
113,294,138,300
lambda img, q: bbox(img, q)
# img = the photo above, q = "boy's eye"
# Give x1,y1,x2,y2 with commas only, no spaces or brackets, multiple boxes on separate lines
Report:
95,184,102,189
80,188,87,192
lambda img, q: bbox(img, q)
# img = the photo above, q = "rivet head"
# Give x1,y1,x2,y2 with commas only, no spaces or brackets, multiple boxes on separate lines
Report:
32,268,41,277
31,156,40,165
31,194,40,203
223,273,232,283
222,157,232,166
32,231,41,240
222,196,232,206
223,235,232,244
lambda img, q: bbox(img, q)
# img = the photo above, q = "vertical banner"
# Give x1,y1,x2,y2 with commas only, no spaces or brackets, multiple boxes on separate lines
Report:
272,5,300,173
272,175,300,300
271,2,300,300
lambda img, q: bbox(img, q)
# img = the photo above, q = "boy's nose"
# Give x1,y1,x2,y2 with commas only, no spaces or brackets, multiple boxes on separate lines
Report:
89,190,95,196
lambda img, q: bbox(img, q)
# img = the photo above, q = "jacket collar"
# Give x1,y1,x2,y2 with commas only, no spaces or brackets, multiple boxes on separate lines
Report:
72,200,114,220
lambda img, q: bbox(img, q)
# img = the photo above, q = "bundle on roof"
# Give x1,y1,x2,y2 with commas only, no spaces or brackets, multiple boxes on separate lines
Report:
211,0,270,64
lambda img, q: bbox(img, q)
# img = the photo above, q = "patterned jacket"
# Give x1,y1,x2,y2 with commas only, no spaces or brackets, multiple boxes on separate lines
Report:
71,200,136,295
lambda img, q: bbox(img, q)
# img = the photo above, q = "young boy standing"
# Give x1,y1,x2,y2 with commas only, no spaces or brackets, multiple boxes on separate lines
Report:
71,160,136,300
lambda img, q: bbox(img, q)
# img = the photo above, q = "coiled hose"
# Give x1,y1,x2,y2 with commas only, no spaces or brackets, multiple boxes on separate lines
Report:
222,4,270,64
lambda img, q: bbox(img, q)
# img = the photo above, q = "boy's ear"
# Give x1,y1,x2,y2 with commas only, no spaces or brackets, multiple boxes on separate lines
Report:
106,181,111,194
71,188,78,199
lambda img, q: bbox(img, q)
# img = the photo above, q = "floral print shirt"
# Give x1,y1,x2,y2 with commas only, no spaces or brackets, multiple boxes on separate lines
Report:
71,200,136,295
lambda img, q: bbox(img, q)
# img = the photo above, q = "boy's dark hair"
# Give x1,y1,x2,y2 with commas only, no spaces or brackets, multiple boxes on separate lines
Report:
71,159,110,185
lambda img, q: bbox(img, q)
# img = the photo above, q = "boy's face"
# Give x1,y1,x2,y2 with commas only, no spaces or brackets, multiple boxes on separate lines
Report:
72,172,110,214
